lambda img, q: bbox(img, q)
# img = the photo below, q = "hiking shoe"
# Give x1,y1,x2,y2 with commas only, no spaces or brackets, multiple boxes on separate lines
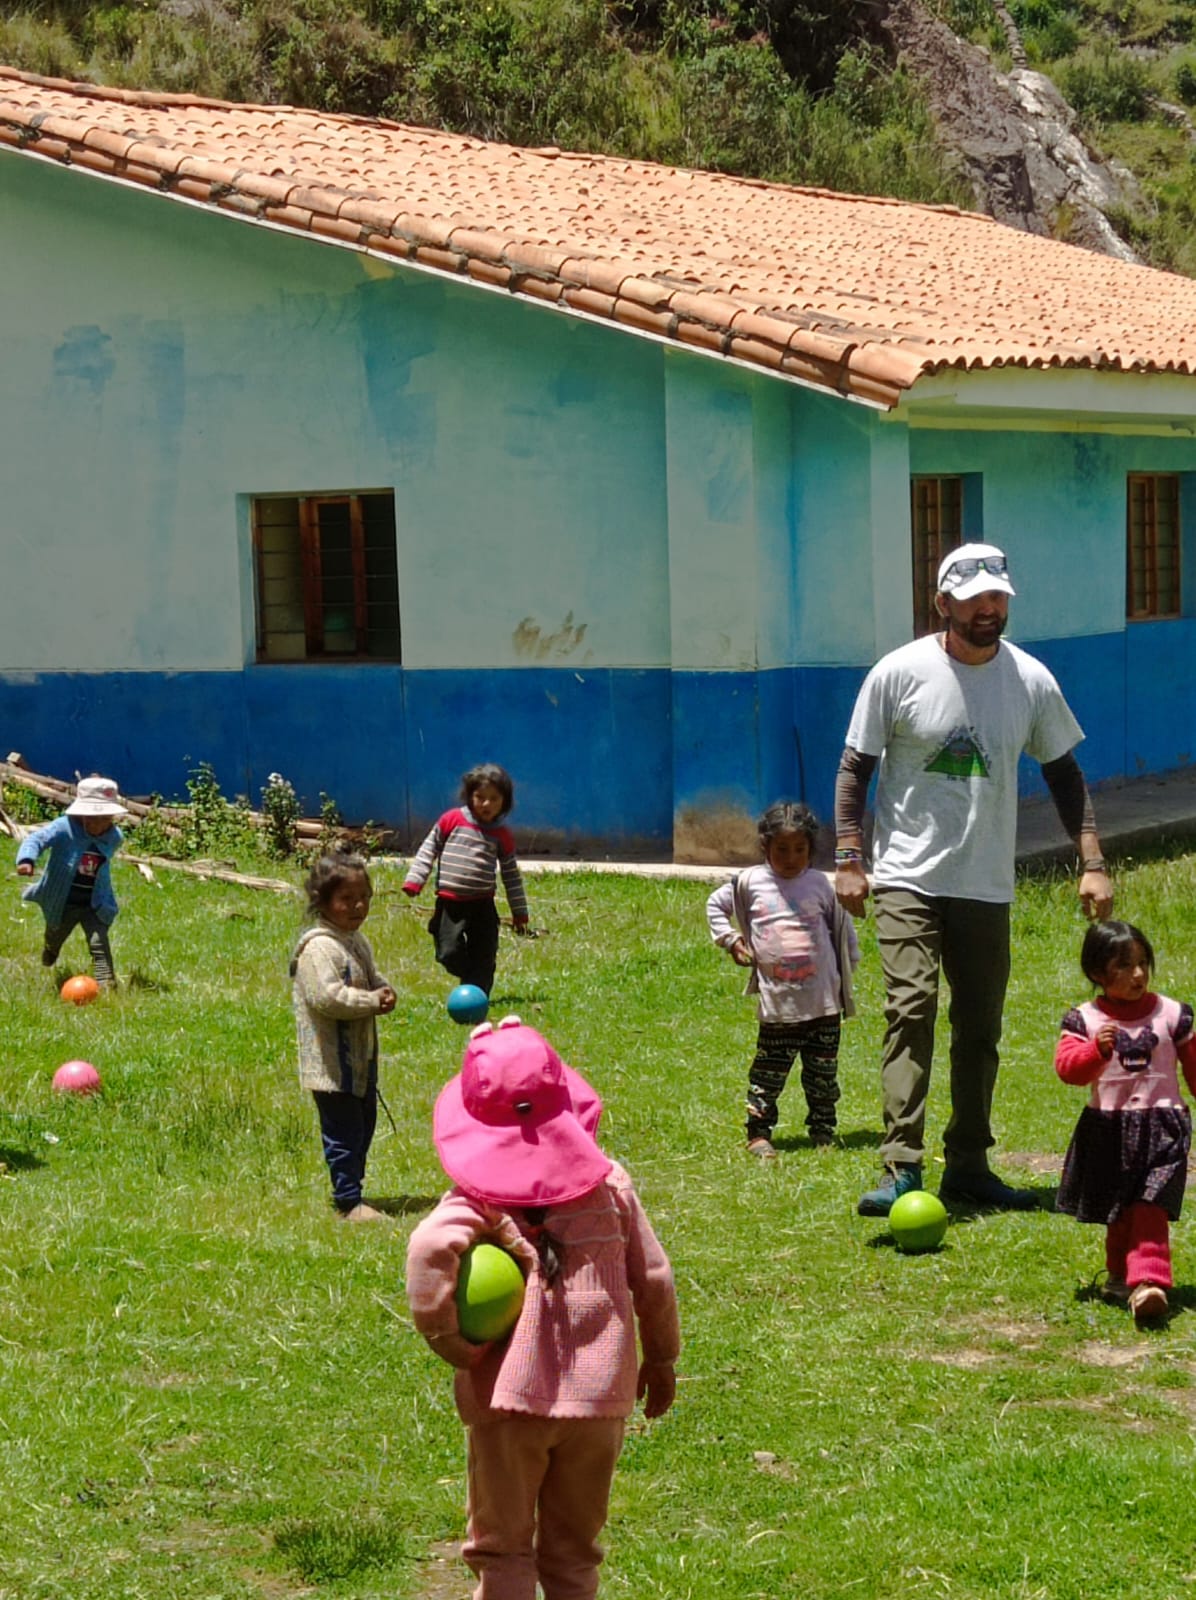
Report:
746,1137,777,1160
939,1170,1036,1210
858,1163,922,1216
1129,1282,1168,1322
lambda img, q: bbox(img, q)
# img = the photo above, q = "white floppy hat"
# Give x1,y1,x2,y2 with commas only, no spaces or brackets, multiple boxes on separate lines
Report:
65,776,127,818
936,543,1016,602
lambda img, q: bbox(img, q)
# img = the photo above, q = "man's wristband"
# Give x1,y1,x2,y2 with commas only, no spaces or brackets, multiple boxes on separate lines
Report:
834,847,864,866
1080,857,1107,873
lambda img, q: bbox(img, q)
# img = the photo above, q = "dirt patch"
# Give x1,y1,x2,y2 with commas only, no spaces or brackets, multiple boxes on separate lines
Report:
1000,1151,1063,1178
1077,1342,1150,1368
927,1347,999,1368
674,805,758,865
947,1312,1048,1348
412,1540,469,1600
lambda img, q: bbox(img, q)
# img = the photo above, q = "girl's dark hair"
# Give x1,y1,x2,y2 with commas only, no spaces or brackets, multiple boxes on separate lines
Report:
757,799,819,852
304,848,371,915
460,762,514,817
1081,919,1154,986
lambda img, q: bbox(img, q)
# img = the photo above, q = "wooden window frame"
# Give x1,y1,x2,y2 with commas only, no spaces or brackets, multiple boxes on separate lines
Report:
1126,473,1181,622
910,476,963,637
253,491,400,663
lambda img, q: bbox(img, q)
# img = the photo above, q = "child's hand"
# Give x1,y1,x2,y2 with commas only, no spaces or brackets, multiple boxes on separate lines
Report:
729,937,754,968
512,919,530,937
376,986,397,1014
16,862,33,877
1095,1021,1117,1058
426,1331,493,1369
637,1360,676,1419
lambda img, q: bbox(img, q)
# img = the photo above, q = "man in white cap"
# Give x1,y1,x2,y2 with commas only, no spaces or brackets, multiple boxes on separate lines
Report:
834,544,1114,1215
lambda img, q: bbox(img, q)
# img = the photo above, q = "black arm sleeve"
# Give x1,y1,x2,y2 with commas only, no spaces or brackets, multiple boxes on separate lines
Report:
1040,751,1096,843
835,747,879,839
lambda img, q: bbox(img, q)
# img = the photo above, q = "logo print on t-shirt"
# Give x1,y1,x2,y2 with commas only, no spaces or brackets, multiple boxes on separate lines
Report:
925,725,991,780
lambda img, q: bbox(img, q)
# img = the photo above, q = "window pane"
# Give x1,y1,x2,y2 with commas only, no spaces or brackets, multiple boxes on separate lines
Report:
254,499,306,660
911,477,962,636
1127,474,1181,620
253,491,401,662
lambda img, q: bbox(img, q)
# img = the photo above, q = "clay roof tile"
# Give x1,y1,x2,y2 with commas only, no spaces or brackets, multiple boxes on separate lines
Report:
4,63,1196,406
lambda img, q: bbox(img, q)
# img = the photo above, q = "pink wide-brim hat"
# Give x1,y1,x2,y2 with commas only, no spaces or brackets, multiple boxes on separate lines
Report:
433,1017,611,1208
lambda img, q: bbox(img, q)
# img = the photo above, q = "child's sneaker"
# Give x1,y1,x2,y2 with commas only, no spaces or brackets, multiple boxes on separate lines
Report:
1129,1282,1168,1322
1101,1275,1131,1305
746,1137,777,1160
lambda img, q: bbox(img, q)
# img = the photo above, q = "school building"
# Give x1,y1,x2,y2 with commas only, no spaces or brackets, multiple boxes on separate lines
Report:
3,64,1196,858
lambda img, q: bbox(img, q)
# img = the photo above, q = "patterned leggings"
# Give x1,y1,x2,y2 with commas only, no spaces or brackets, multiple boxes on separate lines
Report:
746,1017,841,1141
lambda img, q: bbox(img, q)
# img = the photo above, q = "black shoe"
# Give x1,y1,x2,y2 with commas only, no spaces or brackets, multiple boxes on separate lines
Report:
41,947,56,967
939,1170,1036,1210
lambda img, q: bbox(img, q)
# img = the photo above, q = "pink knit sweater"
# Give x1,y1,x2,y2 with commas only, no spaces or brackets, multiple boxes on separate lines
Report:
405,1162,680,1423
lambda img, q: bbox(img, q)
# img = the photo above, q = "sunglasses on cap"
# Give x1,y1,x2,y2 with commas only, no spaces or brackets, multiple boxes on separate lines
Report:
941,554,1008,584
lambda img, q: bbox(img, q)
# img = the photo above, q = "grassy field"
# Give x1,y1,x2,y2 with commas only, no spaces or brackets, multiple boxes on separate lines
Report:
2,836,1196,1600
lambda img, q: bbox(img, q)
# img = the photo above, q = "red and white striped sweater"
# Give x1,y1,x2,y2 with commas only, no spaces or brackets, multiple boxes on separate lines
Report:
403,807,529,923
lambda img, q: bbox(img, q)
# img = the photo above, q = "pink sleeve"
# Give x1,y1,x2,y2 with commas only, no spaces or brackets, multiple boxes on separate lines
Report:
404,1192,534,1339
612,1170,680,1366
1055,1030,1106,1086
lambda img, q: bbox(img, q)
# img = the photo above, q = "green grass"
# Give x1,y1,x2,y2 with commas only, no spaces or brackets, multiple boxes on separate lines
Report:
3,838,1196,1598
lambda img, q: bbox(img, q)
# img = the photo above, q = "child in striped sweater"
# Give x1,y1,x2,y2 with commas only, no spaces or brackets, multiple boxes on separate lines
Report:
403,763,530,996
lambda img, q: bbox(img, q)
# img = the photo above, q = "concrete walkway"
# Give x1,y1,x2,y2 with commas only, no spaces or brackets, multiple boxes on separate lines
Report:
518,767,1196,883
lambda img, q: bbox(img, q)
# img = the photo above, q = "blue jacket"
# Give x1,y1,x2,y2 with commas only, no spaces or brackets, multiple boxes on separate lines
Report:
17,816,123,927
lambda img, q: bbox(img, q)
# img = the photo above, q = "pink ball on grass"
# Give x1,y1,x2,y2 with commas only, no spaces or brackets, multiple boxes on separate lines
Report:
52,1060,102,1096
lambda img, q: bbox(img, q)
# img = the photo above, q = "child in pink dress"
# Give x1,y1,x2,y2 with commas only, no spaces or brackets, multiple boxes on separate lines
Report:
1056,920,1196,1323
405,1017,680,1600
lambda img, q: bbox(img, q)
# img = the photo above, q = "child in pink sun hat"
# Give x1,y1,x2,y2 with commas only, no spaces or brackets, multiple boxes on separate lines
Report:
405,1017,680,1600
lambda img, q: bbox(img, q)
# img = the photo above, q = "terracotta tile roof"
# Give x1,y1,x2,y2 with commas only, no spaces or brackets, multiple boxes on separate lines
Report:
5,63,1196,408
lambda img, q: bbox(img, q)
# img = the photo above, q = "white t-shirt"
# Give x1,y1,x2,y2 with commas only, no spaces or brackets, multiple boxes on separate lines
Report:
845,635,1083,903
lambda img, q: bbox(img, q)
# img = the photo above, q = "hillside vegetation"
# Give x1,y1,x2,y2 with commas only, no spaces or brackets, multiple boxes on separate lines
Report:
4,1,1196,271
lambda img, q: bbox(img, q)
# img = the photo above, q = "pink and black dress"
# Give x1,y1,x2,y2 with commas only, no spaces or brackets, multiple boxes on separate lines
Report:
1055,992,1196,1225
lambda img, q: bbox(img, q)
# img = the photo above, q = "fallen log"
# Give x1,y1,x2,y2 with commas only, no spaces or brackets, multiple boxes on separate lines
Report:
1,756,386,848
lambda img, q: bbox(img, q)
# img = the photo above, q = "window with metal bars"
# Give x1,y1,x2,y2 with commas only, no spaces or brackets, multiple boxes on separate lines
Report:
910,476,962,636
253,492,401,661
1126,474,1180,621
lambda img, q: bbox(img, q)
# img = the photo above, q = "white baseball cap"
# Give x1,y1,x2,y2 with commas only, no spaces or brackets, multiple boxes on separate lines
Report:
936,543,1016,601
66,776,127,818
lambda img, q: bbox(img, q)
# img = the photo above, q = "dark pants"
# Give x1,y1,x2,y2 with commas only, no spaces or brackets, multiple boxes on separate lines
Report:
44,905,116,986
746,1017,841,1141
312,1088,377,1212
429,897,500,995
873,888,1010,1173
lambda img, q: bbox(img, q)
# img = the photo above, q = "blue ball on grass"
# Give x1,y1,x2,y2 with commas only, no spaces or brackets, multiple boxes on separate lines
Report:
446,983,489,1025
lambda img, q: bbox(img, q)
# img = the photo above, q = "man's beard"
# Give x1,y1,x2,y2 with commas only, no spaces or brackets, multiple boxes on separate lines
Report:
949,611,1007,648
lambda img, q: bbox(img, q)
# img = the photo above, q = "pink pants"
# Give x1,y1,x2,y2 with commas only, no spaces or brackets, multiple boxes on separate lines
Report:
463,1414,626,1600
1106,1200,1172,1287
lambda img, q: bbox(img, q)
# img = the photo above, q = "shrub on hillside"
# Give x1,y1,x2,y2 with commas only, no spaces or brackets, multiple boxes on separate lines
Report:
1061,41,1151,124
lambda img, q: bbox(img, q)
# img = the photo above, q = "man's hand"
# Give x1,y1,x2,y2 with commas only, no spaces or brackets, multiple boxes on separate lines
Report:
835,861,870,918
1079,868,1113,922
16,862,33,877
